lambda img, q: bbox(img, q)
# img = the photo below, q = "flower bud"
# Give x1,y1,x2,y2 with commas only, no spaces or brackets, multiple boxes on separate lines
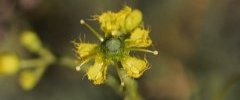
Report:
0,53,19,75
20,31,42,52
19,70,37,90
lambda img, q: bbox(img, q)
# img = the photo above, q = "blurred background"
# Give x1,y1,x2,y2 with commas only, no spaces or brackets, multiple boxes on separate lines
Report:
1,0,240,100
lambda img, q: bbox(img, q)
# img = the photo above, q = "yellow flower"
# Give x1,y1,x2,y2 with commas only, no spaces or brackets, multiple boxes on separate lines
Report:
76,6,157,85
19,70,37,90
0,53,19,75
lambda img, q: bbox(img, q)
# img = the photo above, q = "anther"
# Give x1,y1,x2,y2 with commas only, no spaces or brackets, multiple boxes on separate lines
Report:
80,19,85,24
76,58,92,71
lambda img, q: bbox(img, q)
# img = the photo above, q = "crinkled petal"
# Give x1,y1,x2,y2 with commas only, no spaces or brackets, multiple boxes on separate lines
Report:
121,56,148,78
97,6,142,37
98,6,132,35
76,43,98,59
98,11,119,35
116,6,132,32
125,28,152,48
87,54,108,84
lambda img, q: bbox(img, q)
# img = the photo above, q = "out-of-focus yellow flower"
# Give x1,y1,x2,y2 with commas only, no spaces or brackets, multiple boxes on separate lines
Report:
76,43,98,59
121,56,148,78
125,28,152,48
0,53,19,75
19,70,37,90
77,5,157,85
20,31,42,52
87,54,108,85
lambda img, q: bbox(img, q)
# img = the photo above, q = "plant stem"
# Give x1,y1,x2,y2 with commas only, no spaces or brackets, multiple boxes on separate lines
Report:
114,62,143,100
58,57,143,100
214,75,240,100
105,75,124,96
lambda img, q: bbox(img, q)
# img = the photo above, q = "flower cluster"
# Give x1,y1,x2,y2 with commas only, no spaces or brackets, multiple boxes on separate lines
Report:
1,31,55,91
76,6,158,85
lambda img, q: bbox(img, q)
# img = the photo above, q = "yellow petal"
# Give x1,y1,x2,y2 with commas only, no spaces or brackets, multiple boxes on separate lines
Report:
20,31,42,52
116,6,132,32
76,43,98,59
97,6,140,36
118,6,132,16
125,28,152,48
98,11,119,34
87,54,108,85
0,53,19,75
121,56,148,78
19,70,37,90
124,9,142,32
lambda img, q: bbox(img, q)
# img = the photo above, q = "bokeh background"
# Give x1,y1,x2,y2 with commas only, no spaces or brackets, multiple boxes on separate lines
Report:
1,0,240,100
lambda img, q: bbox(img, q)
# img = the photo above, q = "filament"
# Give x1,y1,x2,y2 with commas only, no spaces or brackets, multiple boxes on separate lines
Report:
131,48,158,55
76,57,91,71
80,19,104,42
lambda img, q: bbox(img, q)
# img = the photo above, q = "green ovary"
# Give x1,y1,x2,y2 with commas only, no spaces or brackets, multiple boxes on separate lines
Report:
101,38,124,60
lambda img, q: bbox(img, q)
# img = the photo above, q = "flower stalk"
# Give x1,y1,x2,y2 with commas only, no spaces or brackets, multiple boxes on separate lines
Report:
115,62,143,100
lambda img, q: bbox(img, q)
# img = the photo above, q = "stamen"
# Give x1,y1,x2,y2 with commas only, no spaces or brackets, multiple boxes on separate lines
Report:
76,65,81,71
131,48,158,55
80,19,104,42
76,58,91,71
121,82,125,86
